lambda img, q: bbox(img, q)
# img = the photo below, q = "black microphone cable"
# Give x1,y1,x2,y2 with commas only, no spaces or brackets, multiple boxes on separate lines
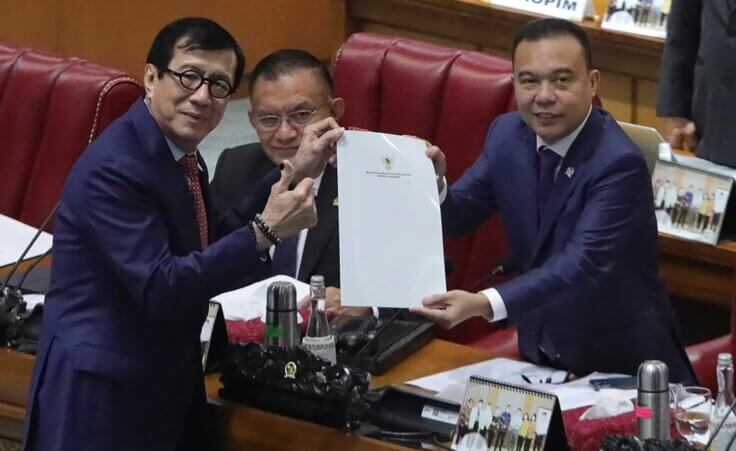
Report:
1,202,59,292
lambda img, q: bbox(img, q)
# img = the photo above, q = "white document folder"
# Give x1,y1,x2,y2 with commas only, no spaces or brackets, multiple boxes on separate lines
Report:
336,131,446,308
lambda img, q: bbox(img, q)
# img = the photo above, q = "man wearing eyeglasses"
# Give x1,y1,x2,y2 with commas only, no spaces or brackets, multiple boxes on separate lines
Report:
212,49,371,317
23,19,342,451
658,0,736,166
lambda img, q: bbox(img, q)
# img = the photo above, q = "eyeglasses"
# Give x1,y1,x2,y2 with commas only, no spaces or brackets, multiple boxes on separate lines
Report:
253,106,324,131
164,68,234,99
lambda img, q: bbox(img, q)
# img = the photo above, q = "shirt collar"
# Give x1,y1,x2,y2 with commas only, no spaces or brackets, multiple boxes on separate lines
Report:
312,170,324,197
165,137,203,172
536,105,592,158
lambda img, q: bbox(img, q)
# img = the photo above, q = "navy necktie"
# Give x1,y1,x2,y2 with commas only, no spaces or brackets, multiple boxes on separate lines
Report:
537,146,561,220
272,235,298,278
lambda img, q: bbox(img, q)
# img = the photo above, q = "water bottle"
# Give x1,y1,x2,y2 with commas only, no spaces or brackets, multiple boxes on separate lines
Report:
301,275,337,364
711,353,736,450
637,360,670,440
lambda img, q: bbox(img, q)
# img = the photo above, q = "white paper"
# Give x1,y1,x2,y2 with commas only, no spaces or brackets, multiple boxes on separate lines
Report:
23,293,45,310
211,275,308,323
0,214,53,267
336,131,446,308
407,357,636,411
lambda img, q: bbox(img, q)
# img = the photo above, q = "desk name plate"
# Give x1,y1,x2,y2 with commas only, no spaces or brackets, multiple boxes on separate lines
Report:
488,0,594,22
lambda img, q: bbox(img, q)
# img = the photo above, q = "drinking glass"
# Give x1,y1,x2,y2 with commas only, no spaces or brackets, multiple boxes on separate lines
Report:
675,386,712,446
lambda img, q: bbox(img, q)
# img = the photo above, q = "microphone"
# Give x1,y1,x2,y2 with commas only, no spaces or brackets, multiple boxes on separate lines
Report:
470,254,520,292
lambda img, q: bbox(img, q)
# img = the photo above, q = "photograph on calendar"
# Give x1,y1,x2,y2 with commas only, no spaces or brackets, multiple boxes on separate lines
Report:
602,0,670,38
452,379,555,451
652,160,733,245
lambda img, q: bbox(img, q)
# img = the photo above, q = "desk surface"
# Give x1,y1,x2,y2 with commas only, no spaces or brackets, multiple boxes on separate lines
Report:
0,339,492,449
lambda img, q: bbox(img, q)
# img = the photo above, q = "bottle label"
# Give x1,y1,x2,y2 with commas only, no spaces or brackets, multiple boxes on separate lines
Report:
635,405,653,419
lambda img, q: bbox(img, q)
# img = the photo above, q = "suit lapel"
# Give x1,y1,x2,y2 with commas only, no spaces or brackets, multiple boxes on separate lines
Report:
530,108,604,263
298,164,338,282
129,99,202,252
517,129,540,258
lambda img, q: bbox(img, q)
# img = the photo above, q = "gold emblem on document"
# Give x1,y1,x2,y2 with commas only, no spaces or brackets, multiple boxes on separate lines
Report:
383,156,393,171
284,361,298,379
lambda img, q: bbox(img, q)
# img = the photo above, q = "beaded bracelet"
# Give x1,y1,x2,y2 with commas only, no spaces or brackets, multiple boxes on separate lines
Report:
253,213,281,245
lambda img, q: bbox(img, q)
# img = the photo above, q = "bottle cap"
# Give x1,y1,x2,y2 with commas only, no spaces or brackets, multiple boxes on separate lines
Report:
266,281,297,311
310,275,325,286
718,353,733,366
638,360,669,392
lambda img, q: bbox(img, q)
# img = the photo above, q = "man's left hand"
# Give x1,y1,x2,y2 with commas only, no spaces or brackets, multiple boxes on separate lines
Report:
291,117,344,183
410,290,492,329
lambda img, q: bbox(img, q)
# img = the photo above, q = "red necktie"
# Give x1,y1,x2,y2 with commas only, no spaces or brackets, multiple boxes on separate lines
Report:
181,154,208,250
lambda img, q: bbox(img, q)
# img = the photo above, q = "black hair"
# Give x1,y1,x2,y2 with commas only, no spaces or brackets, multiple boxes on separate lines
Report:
248,49,332,95
146,17,245,91
512,18,593,70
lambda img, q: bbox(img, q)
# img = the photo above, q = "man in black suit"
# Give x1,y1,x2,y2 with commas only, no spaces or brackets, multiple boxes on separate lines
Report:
657,0,736,166
211,49,368,315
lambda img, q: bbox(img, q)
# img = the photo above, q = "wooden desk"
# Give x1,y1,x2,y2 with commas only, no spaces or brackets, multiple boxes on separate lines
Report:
344,0,666,132
0,340,492,448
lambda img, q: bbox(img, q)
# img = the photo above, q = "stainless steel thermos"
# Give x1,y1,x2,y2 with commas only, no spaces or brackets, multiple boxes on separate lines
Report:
637,360,670,440
264,281,300,348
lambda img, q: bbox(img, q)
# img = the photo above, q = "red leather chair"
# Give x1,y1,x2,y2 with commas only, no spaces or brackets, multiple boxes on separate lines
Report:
685,289,736,392
0,42,142,230
332,33,518,355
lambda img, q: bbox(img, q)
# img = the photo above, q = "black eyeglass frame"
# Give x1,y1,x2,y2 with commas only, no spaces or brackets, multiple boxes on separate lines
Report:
164,68,235,99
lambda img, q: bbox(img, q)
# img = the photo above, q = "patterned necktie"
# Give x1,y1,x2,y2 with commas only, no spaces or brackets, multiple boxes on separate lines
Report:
181,154,208,250
271,235,298,277
537,145,561,220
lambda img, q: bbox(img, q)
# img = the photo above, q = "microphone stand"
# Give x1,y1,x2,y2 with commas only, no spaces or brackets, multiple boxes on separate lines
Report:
352,309,403,373
1,202,59,293
16,247,52,291
0,203,58,346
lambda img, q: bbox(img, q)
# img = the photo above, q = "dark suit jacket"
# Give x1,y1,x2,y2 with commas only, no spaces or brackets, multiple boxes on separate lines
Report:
657,0,736,166
211,143,341,287
23,99,273,451
442,107,695,383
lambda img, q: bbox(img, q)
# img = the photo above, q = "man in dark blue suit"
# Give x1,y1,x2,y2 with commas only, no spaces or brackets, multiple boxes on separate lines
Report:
23,18,342,451
414,19,695,383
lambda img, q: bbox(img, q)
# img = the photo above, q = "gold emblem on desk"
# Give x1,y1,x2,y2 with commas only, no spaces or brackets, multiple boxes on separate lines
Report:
284,361,297,379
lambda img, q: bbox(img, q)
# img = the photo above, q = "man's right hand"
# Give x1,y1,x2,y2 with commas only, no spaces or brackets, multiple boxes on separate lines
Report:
665,117,698,151
258,161,317,249
291,117,344,183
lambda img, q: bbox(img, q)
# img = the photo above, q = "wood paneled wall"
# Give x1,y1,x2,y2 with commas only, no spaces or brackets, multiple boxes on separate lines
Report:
0,0,346,95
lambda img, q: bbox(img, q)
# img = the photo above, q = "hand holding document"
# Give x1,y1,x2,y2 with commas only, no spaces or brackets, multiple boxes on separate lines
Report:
337,131,446,308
